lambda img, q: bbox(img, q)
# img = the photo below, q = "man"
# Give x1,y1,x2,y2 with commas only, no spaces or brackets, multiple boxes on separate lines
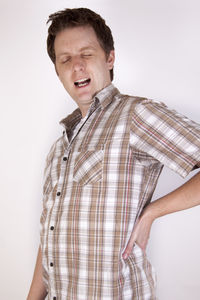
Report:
27,7,200,300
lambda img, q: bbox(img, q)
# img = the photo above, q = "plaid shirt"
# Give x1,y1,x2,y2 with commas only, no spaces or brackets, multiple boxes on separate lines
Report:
40,84,200,300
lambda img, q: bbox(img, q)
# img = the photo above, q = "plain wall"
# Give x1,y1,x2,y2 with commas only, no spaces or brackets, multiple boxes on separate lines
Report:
1,0,200,299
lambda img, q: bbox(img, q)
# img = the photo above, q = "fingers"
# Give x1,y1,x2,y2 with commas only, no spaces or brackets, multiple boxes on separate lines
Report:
122,214,152,259
122,223,137,259
122,241,148,260
122,238,135,260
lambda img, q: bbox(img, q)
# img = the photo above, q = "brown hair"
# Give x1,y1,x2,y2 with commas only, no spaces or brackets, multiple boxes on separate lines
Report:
47,8,115,80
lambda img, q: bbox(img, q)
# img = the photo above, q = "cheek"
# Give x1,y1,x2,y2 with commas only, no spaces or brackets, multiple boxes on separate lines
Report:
93,63,107,78
59,70,70,85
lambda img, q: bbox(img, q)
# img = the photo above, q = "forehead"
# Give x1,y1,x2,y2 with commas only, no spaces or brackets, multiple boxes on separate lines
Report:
54,26,102,55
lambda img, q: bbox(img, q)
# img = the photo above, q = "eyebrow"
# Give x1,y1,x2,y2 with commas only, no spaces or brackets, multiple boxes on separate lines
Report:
80,46,96,51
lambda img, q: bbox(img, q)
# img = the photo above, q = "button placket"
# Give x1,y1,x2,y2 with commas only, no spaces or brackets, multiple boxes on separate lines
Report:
56,147,71,198
49,146,72,285
47,146,72,297
51,151,69,232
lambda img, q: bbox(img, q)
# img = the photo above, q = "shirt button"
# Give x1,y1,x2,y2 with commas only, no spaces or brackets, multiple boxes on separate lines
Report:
63,156,67,161
50,226,54,231
57,192,61,196
50,262,53,267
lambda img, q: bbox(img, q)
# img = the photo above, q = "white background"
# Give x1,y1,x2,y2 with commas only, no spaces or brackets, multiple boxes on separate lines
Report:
1,0,200,299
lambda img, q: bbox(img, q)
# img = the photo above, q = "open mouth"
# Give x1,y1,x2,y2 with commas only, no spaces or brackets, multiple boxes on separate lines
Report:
74,78,91,88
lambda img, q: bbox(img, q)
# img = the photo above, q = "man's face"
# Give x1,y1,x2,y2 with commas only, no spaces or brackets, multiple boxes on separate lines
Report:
54,26,115,113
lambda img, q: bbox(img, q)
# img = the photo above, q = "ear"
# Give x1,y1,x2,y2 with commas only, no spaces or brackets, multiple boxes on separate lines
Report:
107,50,115,70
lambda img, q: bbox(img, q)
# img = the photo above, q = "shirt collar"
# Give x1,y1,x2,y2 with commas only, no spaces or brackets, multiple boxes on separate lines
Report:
60,84,119,133
95,83,119,109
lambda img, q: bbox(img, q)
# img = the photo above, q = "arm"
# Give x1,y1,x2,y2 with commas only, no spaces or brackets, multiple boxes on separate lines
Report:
27,246,48,300
123,170,200,259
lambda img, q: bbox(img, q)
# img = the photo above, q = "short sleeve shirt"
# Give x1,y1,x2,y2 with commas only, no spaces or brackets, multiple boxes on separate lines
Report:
40,84,200,300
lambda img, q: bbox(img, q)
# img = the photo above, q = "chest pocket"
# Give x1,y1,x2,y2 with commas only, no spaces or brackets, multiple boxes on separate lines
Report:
73,148,104,185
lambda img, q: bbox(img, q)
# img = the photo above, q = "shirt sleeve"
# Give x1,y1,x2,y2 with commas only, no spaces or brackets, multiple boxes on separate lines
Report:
130,98,200,178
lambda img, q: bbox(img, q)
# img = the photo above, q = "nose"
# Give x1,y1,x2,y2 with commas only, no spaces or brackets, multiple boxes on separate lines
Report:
72,56,85,73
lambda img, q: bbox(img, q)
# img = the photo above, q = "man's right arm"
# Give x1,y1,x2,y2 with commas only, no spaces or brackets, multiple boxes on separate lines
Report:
27,246,48,300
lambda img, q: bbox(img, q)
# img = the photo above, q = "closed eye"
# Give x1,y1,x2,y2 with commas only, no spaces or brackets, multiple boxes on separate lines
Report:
82,54,92,58
61,57,71,63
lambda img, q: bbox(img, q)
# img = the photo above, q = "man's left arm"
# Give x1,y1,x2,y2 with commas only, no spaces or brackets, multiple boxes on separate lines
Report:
123,169,200,259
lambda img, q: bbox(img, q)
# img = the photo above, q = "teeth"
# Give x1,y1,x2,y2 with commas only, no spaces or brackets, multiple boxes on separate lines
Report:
74,78,90,87
78,82,88,87
75,78,89,83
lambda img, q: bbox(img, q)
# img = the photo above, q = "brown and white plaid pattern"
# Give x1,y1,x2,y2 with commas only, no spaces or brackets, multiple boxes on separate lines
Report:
40,84,200,300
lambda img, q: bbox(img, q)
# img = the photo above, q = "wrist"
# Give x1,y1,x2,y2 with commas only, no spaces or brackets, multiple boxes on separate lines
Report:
141,203,157,223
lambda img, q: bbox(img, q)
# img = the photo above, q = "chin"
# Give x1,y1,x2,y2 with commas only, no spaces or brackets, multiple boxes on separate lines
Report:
77,92,94,102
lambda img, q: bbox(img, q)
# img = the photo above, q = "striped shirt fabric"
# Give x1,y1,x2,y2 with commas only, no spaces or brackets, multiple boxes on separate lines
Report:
40,84,200,300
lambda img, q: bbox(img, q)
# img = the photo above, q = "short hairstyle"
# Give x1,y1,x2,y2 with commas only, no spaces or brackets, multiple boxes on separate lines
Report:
47,7,115,81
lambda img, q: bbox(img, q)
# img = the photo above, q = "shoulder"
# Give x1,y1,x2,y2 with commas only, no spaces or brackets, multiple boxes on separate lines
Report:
120,93,165,107
119,94,168,117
